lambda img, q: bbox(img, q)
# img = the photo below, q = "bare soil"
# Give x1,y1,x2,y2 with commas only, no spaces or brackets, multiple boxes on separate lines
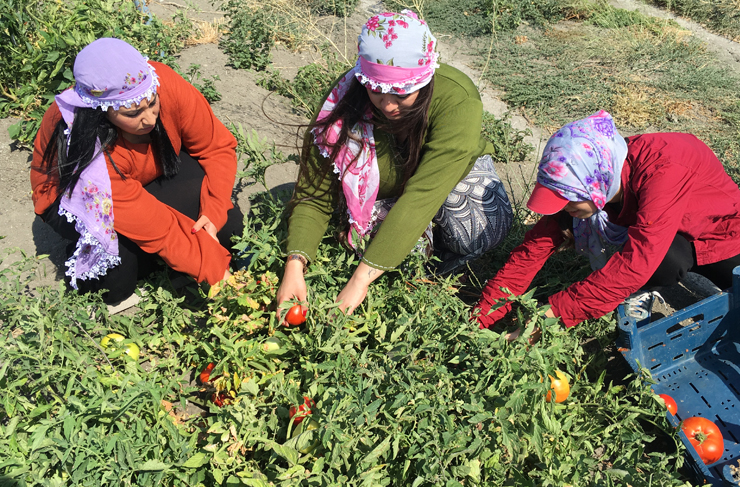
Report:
0,0,736,308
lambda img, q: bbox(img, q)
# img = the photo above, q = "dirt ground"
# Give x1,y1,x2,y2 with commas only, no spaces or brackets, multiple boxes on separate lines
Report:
1,0,737,305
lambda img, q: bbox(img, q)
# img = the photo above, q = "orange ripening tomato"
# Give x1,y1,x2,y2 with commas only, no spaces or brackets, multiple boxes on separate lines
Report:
682,416,724,465
199,363,215,384
658,393,678,415
545,371,570,403
289,396,316,424
285,304,307,326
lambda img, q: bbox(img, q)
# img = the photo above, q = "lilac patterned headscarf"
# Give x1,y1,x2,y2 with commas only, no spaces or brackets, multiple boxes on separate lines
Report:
537,110,629,269
55,38,159,289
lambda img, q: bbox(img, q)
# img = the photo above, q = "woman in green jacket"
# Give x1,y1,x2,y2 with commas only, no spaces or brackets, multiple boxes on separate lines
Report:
277,10,512,314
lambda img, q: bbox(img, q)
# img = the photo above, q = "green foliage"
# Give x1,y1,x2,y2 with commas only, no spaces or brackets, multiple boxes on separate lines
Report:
478,18,740,182
0,0,193,146
184,64,222,104
305,0,359,17
385,0,566,35
258,46,351,119
481,111,534,164
646,0,740,40
0,255,205,486
220,1,274,71
385,0,493,35
489,0,565,31
0,190,691,485
230,123,298,188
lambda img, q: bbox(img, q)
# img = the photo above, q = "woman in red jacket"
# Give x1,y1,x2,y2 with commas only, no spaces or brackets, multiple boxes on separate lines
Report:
475,110,740,329
31,38,241,305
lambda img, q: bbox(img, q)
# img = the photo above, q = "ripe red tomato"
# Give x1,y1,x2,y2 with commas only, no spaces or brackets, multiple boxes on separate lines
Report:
199,363,215,384
658,393,678,415
211,392,230,408
681,416,724,465
285,304,307,326
289,396,316,424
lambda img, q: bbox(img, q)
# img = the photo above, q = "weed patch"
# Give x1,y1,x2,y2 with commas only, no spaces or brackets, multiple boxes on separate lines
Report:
646,0,740,41
0,0,193,146
183,64,222,103
480,13,740,180
257,48,350,119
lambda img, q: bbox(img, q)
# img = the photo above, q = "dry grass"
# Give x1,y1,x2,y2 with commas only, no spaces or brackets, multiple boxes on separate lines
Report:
185,18,227,46
611,85,663,128
612,81,719,129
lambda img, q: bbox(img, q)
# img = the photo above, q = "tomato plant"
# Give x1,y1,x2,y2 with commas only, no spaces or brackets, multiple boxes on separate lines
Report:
100,333,140,361
681,416,724,465
289,396,316,424
285,304,306,325
545,370,570,403
658,393,678,416
211,392,231,407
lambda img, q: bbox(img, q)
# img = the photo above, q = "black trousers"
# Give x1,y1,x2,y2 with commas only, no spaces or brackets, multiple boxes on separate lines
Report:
43,152,244,303
646,233,740,291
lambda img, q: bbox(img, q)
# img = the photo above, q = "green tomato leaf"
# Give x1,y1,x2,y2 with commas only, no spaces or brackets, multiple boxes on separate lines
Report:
138,460,171,471
181,452,209,469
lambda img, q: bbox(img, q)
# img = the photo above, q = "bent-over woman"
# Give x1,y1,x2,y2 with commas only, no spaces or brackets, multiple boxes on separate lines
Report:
475,110,740,329
277,10,513,314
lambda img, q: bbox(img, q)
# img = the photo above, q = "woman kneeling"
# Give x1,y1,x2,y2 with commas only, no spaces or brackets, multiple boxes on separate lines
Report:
277,11,513,315
31,38,243,305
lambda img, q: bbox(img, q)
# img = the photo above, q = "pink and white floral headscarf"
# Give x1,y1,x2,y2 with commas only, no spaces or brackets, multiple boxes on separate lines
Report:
355,10,439,95
312,11,439,248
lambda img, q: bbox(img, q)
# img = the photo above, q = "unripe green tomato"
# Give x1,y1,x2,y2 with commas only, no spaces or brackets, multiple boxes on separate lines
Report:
101,333,140,361
263,337,282,352
291,419,319,454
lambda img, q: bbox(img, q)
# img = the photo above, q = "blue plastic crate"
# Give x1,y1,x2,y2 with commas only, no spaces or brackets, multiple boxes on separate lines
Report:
617,268,740,486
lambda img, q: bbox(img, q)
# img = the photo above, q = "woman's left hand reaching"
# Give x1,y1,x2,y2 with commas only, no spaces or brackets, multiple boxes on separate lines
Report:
192,215,218,242
336,262,384,315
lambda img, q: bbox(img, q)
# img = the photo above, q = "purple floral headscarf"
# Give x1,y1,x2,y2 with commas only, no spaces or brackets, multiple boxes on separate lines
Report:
538,110,629,269
55,38,159,289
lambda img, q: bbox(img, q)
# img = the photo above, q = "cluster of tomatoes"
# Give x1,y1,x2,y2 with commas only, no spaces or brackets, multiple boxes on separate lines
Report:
658,393,724,465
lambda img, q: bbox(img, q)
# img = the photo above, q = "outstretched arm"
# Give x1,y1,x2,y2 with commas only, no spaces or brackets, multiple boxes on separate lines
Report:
335,261,385,314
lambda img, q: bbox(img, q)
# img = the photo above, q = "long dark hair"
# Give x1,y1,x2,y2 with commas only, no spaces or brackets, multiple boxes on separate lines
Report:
41,106,180,196
295,76,435,199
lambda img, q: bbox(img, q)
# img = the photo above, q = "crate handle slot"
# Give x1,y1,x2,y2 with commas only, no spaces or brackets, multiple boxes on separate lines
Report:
708,315,724,324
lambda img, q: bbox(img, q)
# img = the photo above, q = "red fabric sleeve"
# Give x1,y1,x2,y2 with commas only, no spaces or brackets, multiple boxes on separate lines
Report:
474,216,563,328
156,63,237,230
549,161,694,327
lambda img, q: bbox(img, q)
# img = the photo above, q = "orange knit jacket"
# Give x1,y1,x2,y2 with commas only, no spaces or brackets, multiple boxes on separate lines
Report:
30,62,237,285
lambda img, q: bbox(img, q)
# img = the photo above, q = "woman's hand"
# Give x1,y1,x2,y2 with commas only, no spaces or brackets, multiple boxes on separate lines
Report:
336,262,384,315
276,259,308,321
192,215,218,242
503,308,554,344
